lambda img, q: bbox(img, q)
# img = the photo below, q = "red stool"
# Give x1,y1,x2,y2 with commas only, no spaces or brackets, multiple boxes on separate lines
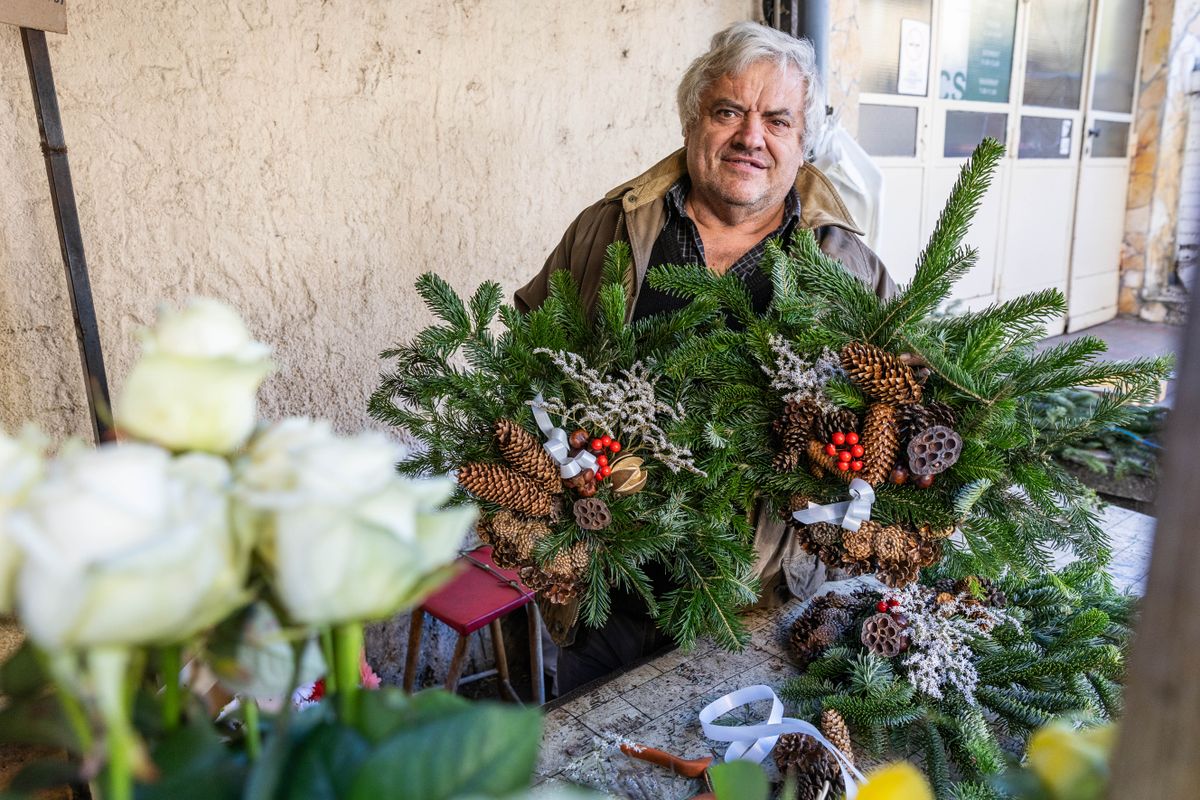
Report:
403,545,545,704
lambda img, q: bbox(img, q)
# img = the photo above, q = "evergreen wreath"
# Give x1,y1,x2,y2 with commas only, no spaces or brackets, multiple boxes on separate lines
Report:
369,245,758,649
646,139,1172,584
779,563,1133,799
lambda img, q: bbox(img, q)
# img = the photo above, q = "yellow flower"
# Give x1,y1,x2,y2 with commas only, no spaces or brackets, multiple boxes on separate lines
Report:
857,762,933,800
1026,721,1113,800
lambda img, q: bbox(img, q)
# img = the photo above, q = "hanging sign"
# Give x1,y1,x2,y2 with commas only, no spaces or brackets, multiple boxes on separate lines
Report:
0,0,67,34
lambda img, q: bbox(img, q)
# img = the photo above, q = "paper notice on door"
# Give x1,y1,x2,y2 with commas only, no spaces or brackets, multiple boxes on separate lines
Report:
898,19,930,96
1060,119,1072,155
0,0,67,34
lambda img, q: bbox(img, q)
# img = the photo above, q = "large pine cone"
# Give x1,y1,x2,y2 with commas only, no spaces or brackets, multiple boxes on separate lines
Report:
495,419,562,494
459,462,554,518
807,522,844,548
788,593,855,667
860,403,901,486
820,708,854,766
488,511,550,565
897,401,958,442
873,525,918,565
772,734,843,800
842,521,878,562
861,612,908,657
877,560,921,588
841,343,923,404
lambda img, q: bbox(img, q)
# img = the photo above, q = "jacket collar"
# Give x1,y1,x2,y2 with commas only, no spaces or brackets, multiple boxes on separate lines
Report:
603,147,864,236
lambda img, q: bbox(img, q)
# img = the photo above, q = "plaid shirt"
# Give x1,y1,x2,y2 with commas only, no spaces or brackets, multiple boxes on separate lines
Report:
632,177,801,321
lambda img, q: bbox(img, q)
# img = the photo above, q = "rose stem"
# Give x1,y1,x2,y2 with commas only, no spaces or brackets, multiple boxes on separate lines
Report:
320,627,338,694
159,645,182,731
90,646,135,800
333,622,364,726
243,698,261,760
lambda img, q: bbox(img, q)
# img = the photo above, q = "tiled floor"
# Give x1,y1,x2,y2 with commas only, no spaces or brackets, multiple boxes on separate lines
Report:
535,504,1157,799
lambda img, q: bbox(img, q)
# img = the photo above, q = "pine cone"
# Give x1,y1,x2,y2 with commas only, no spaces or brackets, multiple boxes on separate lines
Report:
926,399,957,429
876,559,921,588
841,343,923,404
459,462,554,517
919,523,955,542
772,734,842,800
807,440,851,483
788,593,856,667
860,403,901,485
873,525,917,565
842,521,878,561
861,612,908,657
896,403,937,443
489,511,550,564
775,399,820,438
495,419,562,494
820,708,854,766
933,578,956,594
807,522,843,548
916,539,943,568
812,407,859,444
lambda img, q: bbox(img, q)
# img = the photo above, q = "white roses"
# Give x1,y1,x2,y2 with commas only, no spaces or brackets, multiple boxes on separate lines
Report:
7,444,249,649
238,418,475,625
115,299,273,454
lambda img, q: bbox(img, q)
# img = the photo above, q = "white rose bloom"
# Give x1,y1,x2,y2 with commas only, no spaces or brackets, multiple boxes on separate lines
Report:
8,443,249,650
0,427,47,613
115,298,273,454
238,419,475,626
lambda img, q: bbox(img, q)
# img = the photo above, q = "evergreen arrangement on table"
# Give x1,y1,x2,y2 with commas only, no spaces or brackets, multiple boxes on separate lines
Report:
369,247,758,649
778,563,1132,799
646,138,1172,587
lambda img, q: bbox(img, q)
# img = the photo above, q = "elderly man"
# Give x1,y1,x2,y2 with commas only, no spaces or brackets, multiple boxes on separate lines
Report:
517,21,895,694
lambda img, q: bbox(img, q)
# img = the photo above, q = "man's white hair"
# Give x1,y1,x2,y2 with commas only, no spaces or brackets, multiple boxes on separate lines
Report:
676,21,825,155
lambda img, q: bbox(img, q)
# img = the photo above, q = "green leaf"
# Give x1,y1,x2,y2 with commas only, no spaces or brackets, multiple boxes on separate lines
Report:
0,642,50,698
709,759,769,800
136,720,245,800
348,703,542,800
279,723,371,800
354,688,471,744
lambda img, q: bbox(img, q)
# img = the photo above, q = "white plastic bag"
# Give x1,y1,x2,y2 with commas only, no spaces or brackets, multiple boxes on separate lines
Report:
809,117,885,250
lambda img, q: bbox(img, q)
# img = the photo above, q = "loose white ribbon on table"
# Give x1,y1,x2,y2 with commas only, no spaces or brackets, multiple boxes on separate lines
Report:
530,393,599,479
699,685,865,798
791,478,876,532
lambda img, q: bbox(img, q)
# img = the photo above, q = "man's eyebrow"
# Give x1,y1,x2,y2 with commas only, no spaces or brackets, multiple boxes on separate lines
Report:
709,99,795,118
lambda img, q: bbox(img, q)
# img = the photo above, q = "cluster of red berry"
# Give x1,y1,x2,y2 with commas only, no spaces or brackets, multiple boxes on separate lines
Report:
823,430,865,472
875,596,908,626
566,430,623,480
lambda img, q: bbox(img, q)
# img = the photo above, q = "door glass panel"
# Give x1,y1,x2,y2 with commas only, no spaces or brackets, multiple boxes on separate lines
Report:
860,0,934,96
1093,0,1143,113
859,104,920,156
1022,0,1090,109
944,110,1008,157
938,0,1018,102
1019,116,1074,159
1090,120,1130,157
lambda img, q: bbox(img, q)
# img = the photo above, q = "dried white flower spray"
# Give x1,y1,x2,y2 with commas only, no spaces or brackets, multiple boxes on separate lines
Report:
763,337,843,413
533,349,704,475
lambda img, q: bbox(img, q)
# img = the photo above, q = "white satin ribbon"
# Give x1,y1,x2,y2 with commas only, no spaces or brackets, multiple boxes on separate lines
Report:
531,393,599,479
699,685,865,798
791,478,876,532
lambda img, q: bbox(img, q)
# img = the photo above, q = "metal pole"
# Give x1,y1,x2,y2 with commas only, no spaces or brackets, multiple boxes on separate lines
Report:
20,28,113,444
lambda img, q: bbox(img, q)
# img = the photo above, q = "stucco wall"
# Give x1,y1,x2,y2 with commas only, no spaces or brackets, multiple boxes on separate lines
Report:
0,0,756,443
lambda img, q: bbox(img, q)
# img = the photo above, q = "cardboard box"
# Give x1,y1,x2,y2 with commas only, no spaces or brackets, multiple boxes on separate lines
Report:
0,0,67,34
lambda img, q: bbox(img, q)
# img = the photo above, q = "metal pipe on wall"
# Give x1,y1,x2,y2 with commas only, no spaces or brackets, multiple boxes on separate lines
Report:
763,0,830,109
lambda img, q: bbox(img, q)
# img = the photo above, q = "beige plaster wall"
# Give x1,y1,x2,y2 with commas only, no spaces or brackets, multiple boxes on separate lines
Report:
0,0,756,443
1121,0,1200,320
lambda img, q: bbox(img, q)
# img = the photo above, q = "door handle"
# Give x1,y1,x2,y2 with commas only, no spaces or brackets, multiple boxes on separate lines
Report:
1086,127,1101,138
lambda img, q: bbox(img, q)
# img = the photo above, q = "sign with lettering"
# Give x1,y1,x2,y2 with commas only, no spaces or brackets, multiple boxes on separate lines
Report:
0,0,67,34
938,0,1015,103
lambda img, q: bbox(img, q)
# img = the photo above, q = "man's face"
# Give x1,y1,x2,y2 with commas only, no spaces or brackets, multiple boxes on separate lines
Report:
685,60,807,217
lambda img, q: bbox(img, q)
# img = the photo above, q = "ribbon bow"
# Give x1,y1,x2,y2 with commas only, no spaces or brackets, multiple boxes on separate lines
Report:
791,478,876,532
699,685,865,797
530,393,599,479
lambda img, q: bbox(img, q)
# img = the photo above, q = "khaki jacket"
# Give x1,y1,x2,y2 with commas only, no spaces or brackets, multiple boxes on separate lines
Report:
515,150,896,647
515,149,895,316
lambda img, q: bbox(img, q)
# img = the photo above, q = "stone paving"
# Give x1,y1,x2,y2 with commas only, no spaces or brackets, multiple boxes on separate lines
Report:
534,503,1156,799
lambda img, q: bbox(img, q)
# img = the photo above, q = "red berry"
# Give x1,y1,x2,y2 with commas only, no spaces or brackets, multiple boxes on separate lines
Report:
831,432,846,446
850,444,864,458
838,450,853,463
824,443,838,457
850,460,864,471
596,454,608,467
600,465,612,478
846,432,859,445
837,461,851,471
887,598,901,608
590,439,604,452
609,441,622,453
876,600,889,613
600,435,612,447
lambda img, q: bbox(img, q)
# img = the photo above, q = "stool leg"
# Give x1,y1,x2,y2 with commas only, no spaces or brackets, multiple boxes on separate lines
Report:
489,619,518,702
444,635,470,693
528,602,545,705
403,611,424,693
